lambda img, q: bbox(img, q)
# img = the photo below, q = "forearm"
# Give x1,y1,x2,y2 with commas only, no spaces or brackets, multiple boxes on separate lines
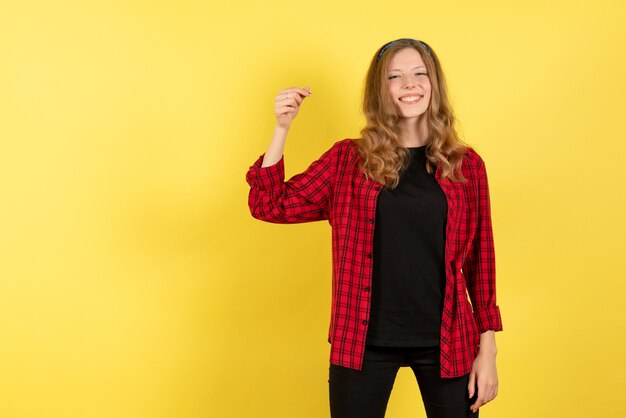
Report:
262,124,289,167
478,330,497,355
247,135,337,224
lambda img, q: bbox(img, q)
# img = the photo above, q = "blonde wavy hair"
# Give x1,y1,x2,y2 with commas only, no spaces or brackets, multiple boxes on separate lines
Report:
356,38,470,188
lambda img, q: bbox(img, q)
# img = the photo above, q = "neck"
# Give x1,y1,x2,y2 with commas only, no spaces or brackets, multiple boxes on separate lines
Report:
397,115,429,147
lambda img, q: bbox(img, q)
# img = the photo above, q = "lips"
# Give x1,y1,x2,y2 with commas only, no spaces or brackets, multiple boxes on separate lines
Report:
399,95,423,104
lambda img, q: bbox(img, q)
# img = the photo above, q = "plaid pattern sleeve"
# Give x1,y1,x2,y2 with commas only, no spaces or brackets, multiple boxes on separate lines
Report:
245,144,336,223
462,156,503,333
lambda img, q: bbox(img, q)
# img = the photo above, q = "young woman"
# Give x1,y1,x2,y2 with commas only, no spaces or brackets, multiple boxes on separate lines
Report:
246,38,503,418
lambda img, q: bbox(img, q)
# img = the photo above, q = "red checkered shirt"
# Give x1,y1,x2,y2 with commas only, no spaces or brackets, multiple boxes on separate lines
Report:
246,138,503,378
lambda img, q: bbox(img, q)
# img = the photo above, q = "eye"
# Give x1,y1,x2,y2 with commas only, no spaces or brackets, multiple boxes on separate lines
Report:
388,73,427,79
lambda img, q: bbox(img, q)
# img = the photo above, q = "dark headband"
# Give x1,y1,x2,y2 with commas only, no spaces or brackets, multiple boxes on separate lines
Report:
376,38,433,62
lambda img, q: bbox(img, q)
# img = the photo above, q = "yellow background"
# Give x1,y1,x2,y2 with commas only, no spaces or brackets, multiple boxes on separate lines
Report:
1,1,625,417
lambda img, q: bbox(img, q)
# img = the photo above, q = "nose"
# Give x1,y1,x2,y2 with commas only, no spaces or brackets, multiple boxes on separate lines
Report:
402,76,417,89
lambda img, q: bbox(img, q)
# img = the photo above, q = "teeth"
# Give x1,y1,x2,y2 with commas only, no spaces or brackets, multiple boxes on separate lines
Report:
400,96,421,102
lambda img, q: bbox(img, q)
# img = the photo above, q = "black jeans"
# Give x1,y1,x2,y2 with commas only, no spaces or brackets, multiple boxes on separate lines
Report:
329,344,479,418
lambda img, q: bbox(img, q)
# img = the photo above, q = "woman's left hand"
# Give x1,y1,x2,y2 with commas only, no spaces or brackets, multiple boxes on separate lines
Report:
468,349,498,413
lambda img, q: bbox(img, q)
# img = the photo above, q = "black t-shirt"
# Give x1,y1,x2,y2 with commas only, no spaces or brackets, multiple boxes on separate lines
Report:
365,144,448,347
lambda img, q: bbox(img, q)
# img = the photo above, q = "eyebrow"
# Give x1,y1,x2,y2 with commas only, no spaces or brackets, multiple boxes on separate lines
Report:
388,66,426,71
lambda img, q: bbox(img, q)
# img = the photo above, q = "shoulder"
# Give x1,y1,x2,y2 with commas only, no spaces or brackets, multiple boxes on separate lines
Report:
456,146,489,184
308,138,358,172
461,146,486,172
463,146,484,164
323,138,360,160
334,137,358,152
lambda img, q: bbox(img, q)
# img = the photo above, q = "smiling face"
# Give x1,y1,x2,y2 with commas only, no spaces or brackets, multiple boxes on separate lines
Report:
386,47,432,119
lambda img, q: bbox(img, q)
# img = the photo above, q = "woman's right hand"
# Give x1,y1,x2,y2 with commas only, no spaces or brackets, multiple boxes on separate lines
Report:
274,86,312,129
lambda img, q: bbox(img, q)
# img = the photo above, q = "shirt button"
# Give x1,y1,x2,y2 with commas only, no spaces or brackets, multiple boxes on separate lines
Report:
364,286,370,292
366,253,372,259
368,218,374,224
374,185,381,190
362,320,368,325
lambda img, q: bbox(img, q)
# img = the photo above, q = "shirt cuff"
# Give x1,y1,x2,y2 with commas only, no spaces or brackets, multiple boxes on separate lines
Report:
473,305,503,333
246,152,285,190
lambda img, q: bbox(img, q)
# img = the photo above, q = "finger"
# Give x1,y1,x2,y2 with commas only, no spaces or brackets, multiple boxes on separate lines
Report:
467,372,475,398
470,381,490,412
486,383,497,402
292,93,305,105
277,106,297,116
477,379,488,403
277,87,312,100
470,397,485,412
278,87,298,94
289,86,311,97
484,381,496,400
276,103,296,114
469,375,481,412
276,93,304,107
469,396,483,413
275,92,293,103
